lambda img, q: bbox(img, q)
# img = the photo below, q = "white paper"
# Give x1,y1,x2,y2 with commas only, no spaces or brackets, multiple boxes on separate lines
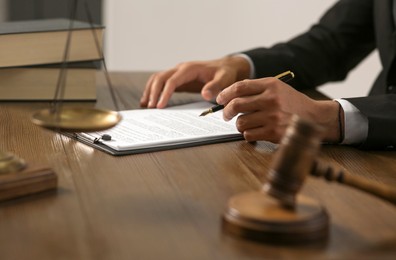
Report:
79,101,242,151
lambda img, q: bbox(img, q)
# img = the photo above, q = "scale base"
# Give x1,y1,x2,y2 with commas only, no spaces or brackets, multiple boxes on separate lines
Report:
222,191,329,244
0,165,57,202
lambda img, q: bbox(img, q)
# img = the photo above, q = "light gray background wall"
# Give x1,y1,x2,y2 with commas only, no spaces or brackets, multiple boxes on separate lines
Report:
103,0,380,99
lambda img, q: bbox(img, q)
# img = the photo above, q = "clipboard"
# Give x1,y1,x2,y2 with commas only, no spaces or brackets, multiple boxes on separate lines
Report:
61,101,244,156
63,132,244,156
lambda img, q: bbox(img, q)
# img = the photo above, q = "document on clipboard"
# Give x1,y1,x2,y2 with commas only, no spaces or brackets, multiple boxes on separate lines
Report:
66,101,244,156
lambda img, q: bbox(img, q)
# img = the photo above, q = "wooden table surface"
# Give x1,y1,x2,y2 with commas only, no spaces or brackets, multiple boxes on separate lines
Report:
1,72,396,260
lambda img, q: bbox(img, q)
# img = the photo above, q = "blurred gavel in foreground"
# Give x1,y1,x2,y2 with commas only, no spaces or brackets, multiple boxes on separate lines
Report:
0,150,57,202
222,114,396,244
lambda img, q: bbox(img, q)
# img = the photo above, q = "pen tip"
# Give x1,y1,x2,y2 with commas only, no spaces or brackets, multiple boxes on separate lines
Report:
199,109,212,116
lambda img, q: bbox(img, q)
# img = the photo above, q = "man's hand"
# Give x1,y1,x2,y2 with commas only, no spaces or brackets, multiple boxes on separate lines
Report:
140,56,250,108
216,77,341,143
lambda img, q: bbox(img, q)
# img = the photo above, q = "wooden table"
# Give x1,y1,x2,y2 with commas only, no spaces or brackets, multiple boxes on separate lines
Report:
1,72,396,259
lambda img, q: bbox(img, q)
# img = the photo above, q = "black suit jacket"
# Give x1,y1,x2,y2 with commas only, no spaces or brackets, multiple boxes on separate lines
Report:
243,0,396,149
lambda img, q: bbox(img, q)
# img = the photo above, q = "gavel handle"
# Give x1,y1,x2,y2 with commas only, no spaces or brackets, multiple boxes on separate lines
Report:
311,160,396,206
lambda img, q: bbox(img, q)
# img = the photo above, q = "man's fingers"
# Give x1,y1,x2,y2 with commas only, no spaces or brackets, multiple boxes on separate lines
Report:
146,69,176,108
140,74,156,107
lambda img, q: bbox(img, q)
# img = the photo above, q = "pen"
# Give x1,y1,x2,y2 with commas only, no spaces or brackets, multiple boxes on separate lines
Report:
199,70,295,117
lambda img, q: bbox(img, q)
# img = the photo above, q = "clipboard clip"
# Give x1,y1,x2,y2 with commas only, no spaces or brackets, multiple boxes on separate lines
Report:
94,134,112,144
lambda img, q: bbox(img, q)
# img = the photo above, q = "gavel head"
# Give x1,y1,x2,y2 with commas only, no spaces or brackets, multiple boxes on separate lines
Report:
262,114,324,208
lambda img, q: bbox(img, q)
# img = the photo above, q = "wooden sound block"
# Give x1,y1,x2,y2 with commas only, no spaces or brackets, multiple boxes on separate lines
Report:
222,191,329,244
0,165,57,202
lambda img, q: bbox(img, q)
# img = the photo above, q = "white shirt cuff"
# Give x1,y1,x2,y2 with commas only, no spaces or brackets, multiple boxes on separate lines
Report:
335,99,368,145
233,53,256,79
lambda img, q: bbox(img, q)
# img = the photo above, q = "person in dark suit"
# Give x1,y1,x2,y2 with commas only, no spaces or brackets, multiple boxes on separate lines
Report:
140,0,396,150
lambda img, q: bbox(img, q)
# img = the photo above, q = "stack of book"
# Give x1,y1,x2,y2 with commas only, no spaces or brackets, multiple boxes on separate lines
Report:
0,19,104,101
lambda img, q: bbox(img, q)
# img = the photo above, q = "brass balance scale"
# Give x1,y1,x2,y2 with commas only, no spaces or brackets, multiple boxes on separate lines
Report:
0,0,121,201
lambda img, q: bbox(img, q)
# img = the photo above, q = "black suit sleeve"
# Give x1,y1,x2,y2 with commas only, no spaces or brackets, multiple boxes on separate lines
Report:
242,0,375,90
346,95,396,149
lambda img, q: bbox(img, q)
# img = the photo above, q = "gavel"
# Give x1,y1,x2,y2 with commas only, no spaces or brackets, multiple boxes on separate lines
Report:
264,115,396,208
222,114,396,244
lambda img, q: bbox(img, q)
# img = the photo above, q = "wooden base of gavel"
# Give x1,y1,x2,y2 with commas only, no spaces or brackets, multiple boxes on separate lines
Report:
0,151,57,202
222,115,396,244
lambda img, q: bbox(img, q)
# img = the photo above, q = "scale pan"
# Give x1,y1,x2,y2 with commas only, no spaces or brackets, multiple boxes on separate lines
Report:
31,107,122,132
